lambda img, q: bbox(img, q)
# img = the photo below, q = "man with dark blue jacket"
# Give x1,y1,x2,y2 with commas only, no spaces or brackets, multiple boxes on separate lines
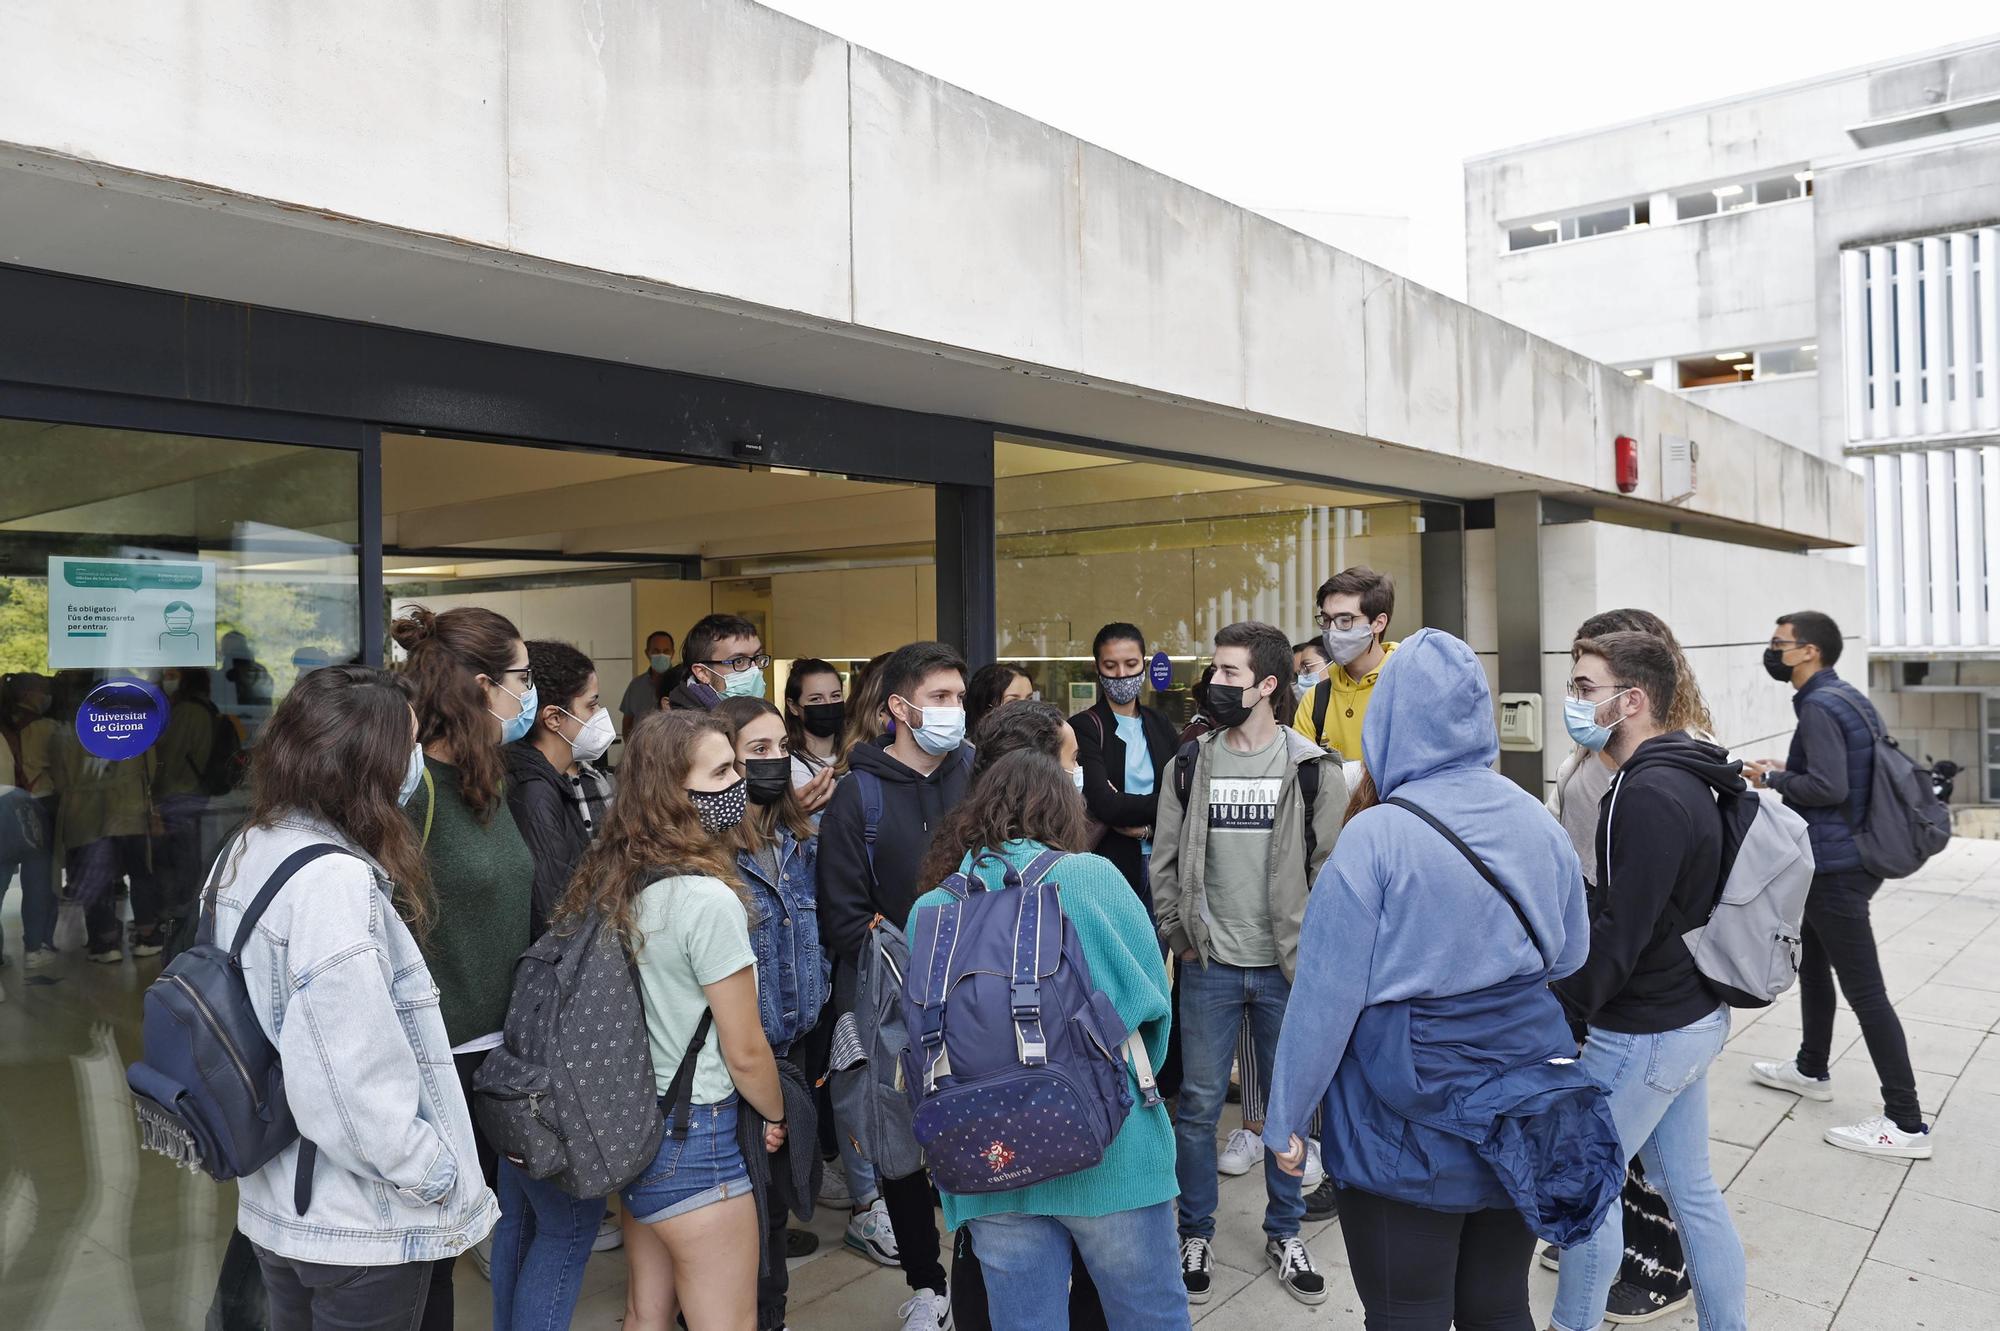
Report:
1744,610,1932,1159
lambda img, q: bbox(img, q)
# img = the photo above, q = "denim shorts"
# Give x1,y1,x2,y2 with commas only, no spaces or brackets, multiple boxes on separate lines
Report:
620,1094,753,1225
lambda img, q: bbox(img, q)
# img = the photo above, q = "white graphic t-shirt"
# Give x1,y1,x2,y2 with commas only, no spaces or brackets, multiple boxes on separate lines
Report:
1200,734,1286,967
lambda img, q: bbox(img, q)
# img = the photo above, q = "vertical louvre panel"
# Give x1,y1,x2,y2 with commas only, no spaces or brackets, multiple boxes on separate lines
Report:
1985,447,2000,643
1871,454,1901,645
1980,230,2000,431
1921,237,1950,436
1927,448,1956,645
1895,242,1922,439
1842,249,1870,438
1899,450,1927,646
1955,447,1987,645
1949,235,1977,434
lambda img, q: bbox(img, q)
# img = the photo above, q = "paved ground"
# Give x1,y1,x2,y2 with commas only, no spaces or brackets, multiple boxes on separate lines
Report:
4,839,1997,1329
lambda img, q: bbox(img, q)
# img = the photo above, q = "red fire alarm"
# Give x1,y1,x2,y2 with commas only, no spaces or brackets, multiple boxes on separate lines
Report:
1615,435,1640,494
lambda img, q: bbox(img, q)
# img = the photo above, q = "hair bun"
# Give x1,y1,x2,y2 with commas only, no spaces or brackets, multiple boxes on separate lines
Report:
389,605,438,652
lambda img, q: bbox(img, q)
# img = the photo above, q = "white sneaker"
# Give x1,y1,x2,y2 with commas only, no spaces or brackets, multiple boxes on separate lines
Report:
1750,1060,1834,1102
1824,1116,1933,1160
843,1197,898,1266
818,1166,854,1209
897,1285,951,1330
24,947,57,971
1218,1127,1261,1176
1301,1138,1326,1190
591,1213,623,1252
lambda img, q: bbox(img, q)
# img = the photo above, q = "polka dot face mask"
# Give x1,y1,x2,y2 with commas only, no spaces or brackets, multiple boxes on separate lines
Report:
689,777,748,836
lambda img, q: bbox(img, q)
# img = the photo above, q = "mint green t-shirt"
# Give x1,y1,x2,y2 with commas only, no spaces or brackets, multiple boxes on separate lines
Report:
632,875,757,1104
1201,733,1287,967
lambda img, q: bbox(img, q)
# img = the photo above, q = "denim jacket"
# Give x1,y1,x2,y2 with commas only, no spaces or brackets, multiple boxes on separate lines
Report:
738,827,829,1055
212,815,498,1266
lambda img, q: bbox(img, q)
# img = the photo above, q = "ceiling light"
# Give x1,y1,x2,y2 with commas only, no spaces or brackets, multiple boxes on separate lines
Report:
1800,344,1817,352
1716,352,1748,361
1713,184,1745,198
1531,220,1559,232
1623,368,1646,377
1793,170,1813,183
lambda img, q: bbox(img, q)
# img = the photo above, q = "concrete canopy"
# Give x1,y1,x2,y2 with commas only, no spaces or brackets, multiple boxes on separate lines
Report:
0,0,1860,547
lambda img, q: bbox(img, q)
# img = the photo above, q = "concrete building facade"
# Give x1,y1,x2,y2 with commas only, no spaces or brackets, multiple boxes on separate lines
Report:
1467,36,2000,805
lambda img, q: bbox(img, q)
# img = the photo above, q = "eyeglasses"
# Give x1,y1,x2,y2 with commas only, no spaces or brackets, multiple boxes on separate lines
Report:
704,654,773,673
1767,638,1802,652
1566,680,1631,701
496,667,536,688
1314,612,1373,632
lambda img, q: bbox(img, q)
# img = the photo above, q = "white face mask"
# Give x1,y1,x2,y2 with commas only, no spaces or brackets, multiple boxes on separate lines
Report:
1071,764,1085,793
562,706,616,763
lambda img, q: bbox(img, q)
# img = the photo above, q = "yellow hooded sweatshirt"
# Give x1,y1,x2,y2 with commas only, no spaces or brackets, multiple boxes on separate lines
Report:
1291,640,1398,759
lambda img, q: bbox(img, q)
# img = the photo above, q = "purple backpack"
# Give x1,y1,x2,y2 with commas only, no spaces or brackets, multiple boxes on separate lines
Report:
900,849,1158,1194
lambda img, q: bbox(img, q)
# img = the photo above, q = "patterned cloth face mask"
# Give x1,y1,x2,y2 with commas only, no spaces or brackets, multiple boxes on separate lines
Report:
689,777,748,835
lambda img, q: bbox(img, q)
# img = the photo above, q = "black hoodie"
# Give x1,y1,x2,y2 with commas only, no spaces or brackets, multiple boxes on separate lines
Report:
818,737,975,964
1554,731,1744,1035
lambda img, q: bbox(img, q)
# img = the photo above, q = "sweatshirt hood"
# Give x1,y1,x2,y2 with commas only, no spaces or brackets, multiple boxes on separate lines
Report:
1620,731,1745,798
845,735,969,785
1363,628,1500,798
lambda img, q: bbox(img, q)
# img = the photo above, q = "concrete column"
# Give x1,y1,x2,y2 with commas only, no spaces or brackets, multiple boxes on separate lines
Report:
1494,492,1543,793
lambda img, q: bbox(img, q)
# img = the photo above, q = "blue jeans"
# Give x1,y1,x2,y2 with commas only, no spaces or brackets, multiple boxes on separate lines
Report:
1174,959,1303,1241
966,1201,1190,1331
1552,1007,1745,1331
490,1159,605,1331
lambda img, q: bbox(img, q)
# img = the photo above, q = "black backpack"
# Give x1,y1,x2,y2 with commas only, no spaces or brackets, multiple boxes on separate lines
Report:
473,910,668,1198
1172,737,1324,874
128,843,344,1213
1820,690,1953,879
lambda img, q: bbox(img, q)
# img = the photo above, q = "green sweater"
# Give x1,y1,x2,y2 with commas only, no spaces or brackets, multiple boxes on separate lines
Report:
908,839,1177,1229
412,756,534,1046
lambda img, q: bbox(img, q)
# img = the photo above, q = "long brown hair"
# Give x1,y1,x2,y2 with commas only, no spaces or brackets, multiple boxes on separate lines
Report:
391,605,523,821
241,666,434,936
839,651,894,766
1575,608,1715,738
1344,767,1380,823
918,750,1088,890
713,695,816,850
557,710,747,949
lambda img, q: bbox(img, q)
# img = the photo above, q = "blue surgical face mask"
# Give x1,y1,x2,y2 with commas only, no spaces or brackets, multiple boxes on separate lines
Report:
719,667,767,700
1296,670,1325,692
492,681,538,745
649,653,674,673
1563,688,1634,752
896,697,966,756
398,744,426,807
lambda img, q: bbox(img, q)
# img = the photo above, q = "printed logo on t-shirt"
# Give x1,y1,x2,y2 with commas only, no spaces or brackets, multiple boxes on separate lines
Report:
1209,777,1279,832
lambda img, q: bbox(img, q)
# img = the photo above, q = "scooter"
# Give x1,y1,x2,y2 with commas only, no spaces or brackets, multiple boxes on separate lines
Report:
1928,758,1962,804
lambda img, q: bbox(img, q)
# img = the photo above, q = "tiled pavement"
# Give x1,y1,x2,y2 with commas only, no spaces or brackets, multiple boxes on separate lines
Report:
3,839,1997,1328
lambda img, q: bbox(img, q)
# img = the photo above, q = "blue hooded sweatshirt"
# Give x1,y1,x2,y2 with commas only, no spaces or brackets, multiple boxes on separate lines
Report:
1264,629,1592,1206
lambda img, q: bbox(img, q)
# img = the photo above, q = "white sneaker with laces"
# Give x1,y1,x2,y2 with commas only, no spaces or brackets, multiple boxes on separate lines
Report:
843,1197,898,1266
1301,1138,1326,1190
1265,1235,1329,1305
24,947,58,972
818,1166,854,1209
1750,1060,1834,1102
897,1285,951,1330
1824,1115,1932,1159
591,1213,623,1252
1217,1127,1261,1176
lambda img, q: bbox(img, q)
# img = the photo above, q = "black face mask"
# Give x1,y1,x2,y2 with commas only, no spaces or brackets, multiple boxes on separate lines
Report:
1762,647,1796,682
800,701,845,739
1203,681,1258,731
744,757,792,806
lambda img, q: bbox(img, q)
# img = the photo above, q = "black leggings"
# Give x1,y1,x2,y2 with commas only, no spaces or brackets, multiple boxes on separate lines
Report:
1335,1188,1536,1331
881,1171,949,1295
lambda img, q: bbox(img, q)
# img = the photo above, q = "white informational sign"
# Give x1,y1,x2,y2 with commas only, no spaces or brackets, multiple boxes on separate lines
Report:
47,556,217,669
1662,434,1698,503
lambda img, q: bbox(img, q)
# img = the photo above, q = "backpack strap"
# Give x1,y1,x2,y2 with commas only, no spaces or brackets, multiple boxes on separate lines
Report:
1311,678,1333,744
663,1009,716,1141
1172,737,1201,809
1010,878,1054,1065
1384,797,1547,969
1298,756,1322,880
224,843,351,960
855,769,883,890
915,897,964,1090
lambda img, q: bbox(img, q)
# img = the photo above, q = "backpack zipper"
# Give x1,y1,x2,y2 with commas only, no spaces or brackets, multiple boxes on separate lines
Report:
167,973,262,1109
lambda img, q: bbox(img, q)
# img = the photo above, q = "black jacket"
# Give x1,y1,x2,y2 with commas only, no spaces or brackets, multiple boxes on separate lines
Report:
1554,731,1740,1035
502,742,605,937
1070,699,1178,911
818,737,975,964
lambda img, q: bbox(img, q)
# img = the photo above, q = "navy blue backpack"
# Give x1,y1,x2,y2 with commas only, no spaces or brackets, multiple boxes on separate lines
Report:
899,849,1158,1194
128,843,345,1214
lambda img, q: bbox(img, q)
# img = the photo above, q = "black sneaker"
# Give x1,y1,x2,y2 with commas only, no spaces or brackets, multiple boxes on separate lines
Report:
1538,1244,1562,1272
1265,1236,1327,1306
1605,1280,1692,1324
784,1227,819,1258
1303,1178,1338,1222
1179,1236,1213,1304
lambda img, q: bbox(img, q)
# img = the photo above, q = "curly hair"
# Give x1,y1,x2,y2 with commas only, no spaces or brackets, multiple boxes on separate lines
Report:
918,749,1088,891
1575,608,1715,738
556,710,747,950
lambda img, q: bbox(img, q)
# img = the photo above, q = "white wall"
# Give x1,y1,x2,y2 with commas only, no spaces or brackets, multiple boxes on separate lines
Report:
1681,375,1820,454
390,584,631,690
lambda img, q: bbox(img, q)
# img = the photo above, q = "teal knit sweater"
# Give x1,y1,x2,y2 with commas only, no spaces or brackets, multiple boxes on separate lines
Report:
908,839,1177,1229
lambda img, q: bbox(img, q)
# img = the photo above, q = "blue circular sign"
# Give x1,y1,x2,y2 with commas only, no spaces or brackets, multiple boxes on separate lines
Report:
76,676,169,761
1148,651,1174,692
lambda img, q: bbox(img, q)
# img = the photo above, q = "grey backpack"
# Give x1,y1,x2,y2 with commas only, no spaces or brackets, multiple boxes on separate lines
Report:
829,916,926,1182
1608,776,1814,1008
473,910,664,1198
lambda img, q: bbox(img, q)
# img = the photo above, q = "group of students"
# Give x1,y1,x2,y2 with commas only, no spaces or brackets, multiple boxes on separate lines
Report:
152,562,1935,1331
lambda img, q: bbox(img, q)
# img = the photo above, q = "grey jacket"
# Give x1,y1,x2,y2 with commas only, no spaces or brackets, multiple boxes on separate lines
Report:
212,815,498,1266
1153,727,1346,982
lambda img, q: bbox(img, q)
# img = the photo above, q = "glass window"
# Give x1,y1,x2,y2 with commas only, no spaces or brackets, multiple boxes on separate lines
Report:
1751,174,1805,205
994,439,1425,723
1759,344,1819,377
1508,223,1558,252
1566,205,1636,241
1675,189,1719,221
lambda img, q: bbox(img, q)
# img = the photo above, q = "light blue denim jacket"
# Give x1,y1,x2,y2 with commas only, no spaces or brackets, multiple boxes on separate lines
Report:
213,814,498,1266
738,826,828,1056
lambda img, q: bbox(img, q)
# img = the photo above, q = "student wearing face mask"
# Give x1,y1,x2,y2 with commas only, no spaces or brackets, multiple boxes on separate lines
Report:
781,658,843,815
1291,566,1397,760
668,614,770,712
1071,624,1177,914
716,695,830,1331
620,629,676,740
1290,641,1329,695
390,605,537,1326
492,640,621,1328
819,641,976,1330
